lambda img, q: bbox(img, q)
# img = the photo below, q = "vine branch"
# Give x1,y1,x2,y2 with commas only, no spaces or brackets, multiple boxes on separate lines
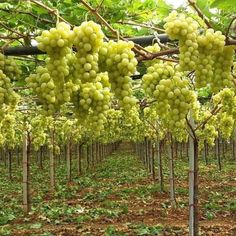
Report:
188,0,212,28
226,16,236,41
30,0,71,26
194,104,222,131
79,0,150,58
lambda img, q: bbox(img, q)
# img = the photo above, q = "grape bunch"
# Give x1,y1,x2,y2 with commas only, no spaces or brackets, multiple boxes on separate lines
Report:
26,66,57,115
0,53,22,80
142,62,175,97
32,23,79,113
147,69,196,132
213,88,236,118
31,115,49,149
0,113,17,148
73,73,112,136
210,46,234,92
73,21,104,83
164,11,199,71
196,109,218,149
195,29,226,89
0,69,18,107
77,80,111,115
216,112,234,140
144,43,161,67
165,75,196,128
99,40,138,109
36,22,74,57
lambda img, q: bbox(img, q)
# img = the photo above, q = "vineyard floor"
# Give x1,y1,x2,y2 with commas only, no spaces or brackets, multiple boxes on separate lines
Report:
0,144,236,235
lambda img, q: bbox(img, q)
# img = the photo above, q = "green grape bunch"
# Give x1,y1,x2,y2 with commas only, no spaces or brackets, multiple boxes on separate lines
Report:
36,22,74,57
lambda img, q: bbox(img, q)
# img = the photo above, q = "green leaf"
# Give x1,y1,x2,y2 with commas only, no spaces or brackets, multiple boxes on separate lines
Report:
157,0,172,18
30,223,42,229
210,0,236,9
196,0,212,19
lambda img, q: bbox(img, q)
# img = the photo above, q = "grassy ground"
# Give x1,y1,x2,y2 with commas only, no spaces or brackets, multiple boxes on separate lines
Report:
0,144,235,235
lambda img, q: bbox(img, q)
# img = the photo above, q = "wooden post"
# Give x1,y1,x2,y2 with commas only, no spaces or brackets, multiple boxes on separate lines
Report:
168,134,176,208
216,138,221,170
77,143,82,175
49,130,55,191
66,139,71,182
233,129,236,161
39,146,43,169
151,143,155,180
203,140,208,165
188,114,199,236
157,140,164,192
7,148,12,180
23,132,31,214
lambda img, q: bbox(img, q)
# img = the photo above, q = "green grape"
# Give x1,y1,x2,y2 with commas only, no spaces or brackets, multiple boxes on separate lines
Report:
26,66,57,115
144,43,161,67
72,72,112,137
99,40,138,110
31,115,49,149
0,114,17,148
142,62,175,97
164,11,199,71
196,108,218,149
217,112,234,140
33,23,79,114
213,88,236,118
0,69,18,107
0,53,22,80
36,22,74,57
73,21,104,54
73,21,104,83
210,46,234,93
195,29,226,89
142,60,196,134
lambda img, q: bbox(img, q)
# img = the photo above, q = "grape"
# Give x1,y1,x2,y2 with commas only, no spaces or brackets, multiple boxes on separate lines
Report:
210,46,234,93
0,69,18,107
196,111,218,149
144,43,161,67
142,62,175,97
99,40,138,110
73,21,104,54
0,114,17,148
213,88,236,118
72,72,112,137
217,112,234,140
195,29,226,89
26,66,57,115
31,115,49,149
73,21,104,83
0,53,22,80
142,61,196,134
32,23,78,114
36,22,74,57
164,11,199,71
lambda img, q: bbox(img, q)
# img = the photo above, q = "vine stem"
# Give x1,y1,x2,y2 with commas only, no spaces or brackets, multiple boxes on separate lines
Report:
0,7,54,24
117,20,165,33
139,48,179,61
194,104,222,131
30,0,71,26
226,16,236,41
186,117,197,141
0,22,26,38
79,0,150,58
188,0,213,28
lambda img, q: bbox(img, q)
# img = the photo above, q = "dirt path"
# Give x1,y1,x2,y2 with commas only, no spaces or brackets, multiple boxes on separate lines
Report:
9,144,236,235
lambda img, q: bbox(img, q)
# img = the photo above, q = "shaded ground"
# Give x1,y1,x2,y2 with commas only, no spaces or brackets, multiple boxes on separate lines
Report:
0,143,235,235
